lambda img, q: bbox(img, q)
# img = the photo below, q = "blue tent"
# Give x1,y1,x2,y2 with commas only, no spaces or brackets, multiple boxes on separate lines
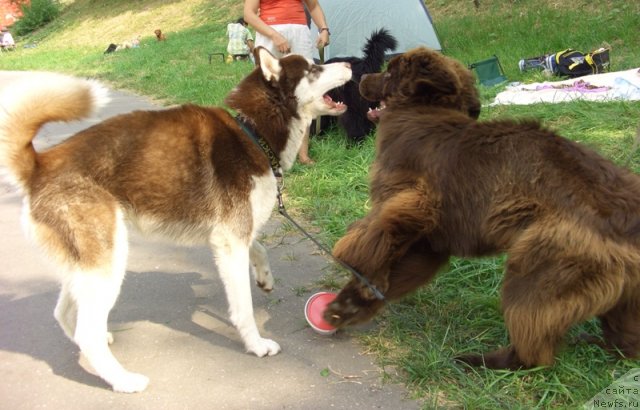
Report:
310,0,442,61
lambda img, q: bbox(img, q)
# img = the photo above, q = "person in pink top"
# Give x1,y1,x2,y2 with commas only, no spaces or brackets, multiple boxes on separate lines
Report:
244,0,331,165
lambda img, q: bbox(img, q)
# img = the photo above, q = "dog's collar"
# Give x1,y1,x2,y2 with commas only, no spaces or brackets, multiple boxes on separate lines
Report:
235,115,282,177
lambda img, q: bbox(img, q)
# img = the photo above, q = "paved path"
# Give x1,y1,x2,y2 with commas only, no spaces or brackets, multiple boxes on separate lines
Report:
0,89,420,409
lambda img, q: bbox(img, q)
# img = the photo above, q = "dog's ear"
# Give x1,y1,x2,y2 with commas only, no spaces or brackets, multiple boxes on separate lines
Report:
255,47,281,82
411,76,458,97
400,50,460,99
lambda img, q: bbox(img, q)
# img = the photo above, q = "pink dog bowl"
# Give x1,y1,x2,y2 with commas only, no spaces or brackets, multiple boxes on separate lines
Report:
304,292,338,335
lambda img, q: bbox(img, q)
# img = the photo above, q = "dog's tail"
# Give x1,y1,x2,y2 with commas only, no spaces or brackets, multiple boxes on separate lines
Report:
361,28,398,73
0,71,109,190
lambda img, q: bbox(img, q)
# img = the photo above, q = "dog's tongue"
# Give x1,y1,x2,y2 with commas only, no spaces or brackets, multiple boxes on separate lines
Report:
324,94,346,111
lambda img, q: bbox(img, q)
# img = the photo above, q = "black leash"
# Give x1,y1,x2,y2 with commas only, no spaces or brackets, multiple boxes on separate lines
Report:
276,192,385,301
235,115,385,301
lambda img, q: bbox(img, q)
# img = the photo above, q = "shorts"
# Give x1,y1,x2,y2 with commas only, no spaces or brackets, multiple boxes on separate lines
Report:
255,24,314,59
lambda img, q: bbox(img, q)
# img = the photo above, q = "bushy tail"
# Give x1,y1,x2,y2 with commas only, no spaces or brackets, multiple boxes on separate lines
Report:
361,28,398,73
0,71,109,190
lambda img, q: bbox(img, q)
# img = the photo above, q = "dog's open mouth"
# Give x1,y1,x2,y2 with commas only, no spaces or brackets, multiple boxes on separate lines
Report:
366,101,386,123
324,94,347,114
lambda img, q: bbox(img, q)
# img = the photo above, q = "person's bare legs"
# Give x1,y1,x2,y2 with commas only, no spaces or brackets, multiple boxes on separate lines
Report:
298,128,315,165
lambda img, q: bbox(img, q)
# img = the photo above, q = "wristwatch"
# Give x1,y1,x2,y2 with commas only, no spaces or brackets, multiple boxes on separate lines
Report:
318,27,331,35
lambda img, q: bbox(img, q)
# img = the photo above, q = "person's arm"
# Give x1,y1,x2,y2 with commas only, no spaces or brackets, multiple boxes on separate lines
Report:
303,0,330,48
245,31,255,52
243,0,290,53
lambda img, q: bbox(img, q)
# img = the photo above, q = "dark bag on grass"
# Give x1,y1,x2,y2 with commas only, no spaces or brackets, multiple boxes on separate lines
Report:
544,48,610,78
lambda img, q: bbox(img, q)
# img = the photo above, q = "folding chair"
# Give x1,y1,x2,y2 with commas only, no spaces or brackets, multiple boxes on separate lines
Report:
208,52,225,64
468,55,507,86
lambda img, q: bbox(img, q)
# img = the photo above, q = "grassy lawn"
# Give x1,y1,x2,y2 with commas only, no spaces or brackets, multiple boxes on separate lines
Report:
2,0,640,408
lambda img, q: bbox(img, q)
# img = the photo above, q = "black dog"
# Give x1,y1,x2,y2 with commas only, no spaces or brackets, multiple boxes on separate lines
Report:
315,28,397,144
104,43,118,54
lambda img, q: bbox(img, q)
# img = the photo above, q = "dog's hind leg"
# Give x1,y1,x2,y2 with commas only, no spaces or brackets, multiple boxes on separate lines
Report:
250,240,274,292
210,229,281,357
68,208,148,393
54,282,77,341
54,283,117,344
503,263,625,369
72,273,149,392
55,281,115,345
27,188,145,391
459,236,626,370
598,285,640,359
457,262,572,370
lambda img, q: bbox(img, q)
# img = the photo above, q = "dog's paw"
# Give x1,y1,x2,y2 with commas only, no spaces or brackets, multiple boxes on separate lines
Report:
323,287,385,328
246,337,281,357
455,347,526,370
254,268,274,293
111,372,150,393
324,297,360,328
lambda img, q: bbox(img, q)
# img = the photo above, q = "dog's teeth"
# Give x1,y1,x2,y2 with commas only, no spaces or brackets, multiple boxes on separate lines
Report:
332,314,341,319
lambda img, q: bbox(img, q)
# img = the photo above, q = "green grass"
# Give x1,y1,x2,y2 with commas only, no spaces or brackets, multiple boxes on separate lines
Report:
2,0,640,408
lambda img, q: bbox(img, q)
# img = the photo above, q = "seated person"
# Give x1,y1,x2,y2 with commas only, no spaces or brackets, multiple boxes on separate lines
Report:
1,29,15,50
226,18,254,61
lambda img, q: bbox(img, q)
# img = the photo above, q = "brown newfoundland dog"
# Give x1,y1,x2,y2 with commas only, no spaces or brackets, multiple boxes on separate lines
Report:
324,47,640,370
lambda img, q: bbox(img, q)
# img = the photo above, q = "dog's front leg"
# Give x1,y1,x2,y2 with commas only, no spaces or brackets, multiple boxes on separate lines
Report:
327,186,440,327
334,187,438,296
210,230,281,357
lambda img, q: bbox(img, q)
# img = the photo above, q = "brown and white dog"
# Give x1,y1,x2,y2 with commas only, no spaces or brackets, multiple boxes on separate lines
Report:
324,47,640,370
0,47,350,392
